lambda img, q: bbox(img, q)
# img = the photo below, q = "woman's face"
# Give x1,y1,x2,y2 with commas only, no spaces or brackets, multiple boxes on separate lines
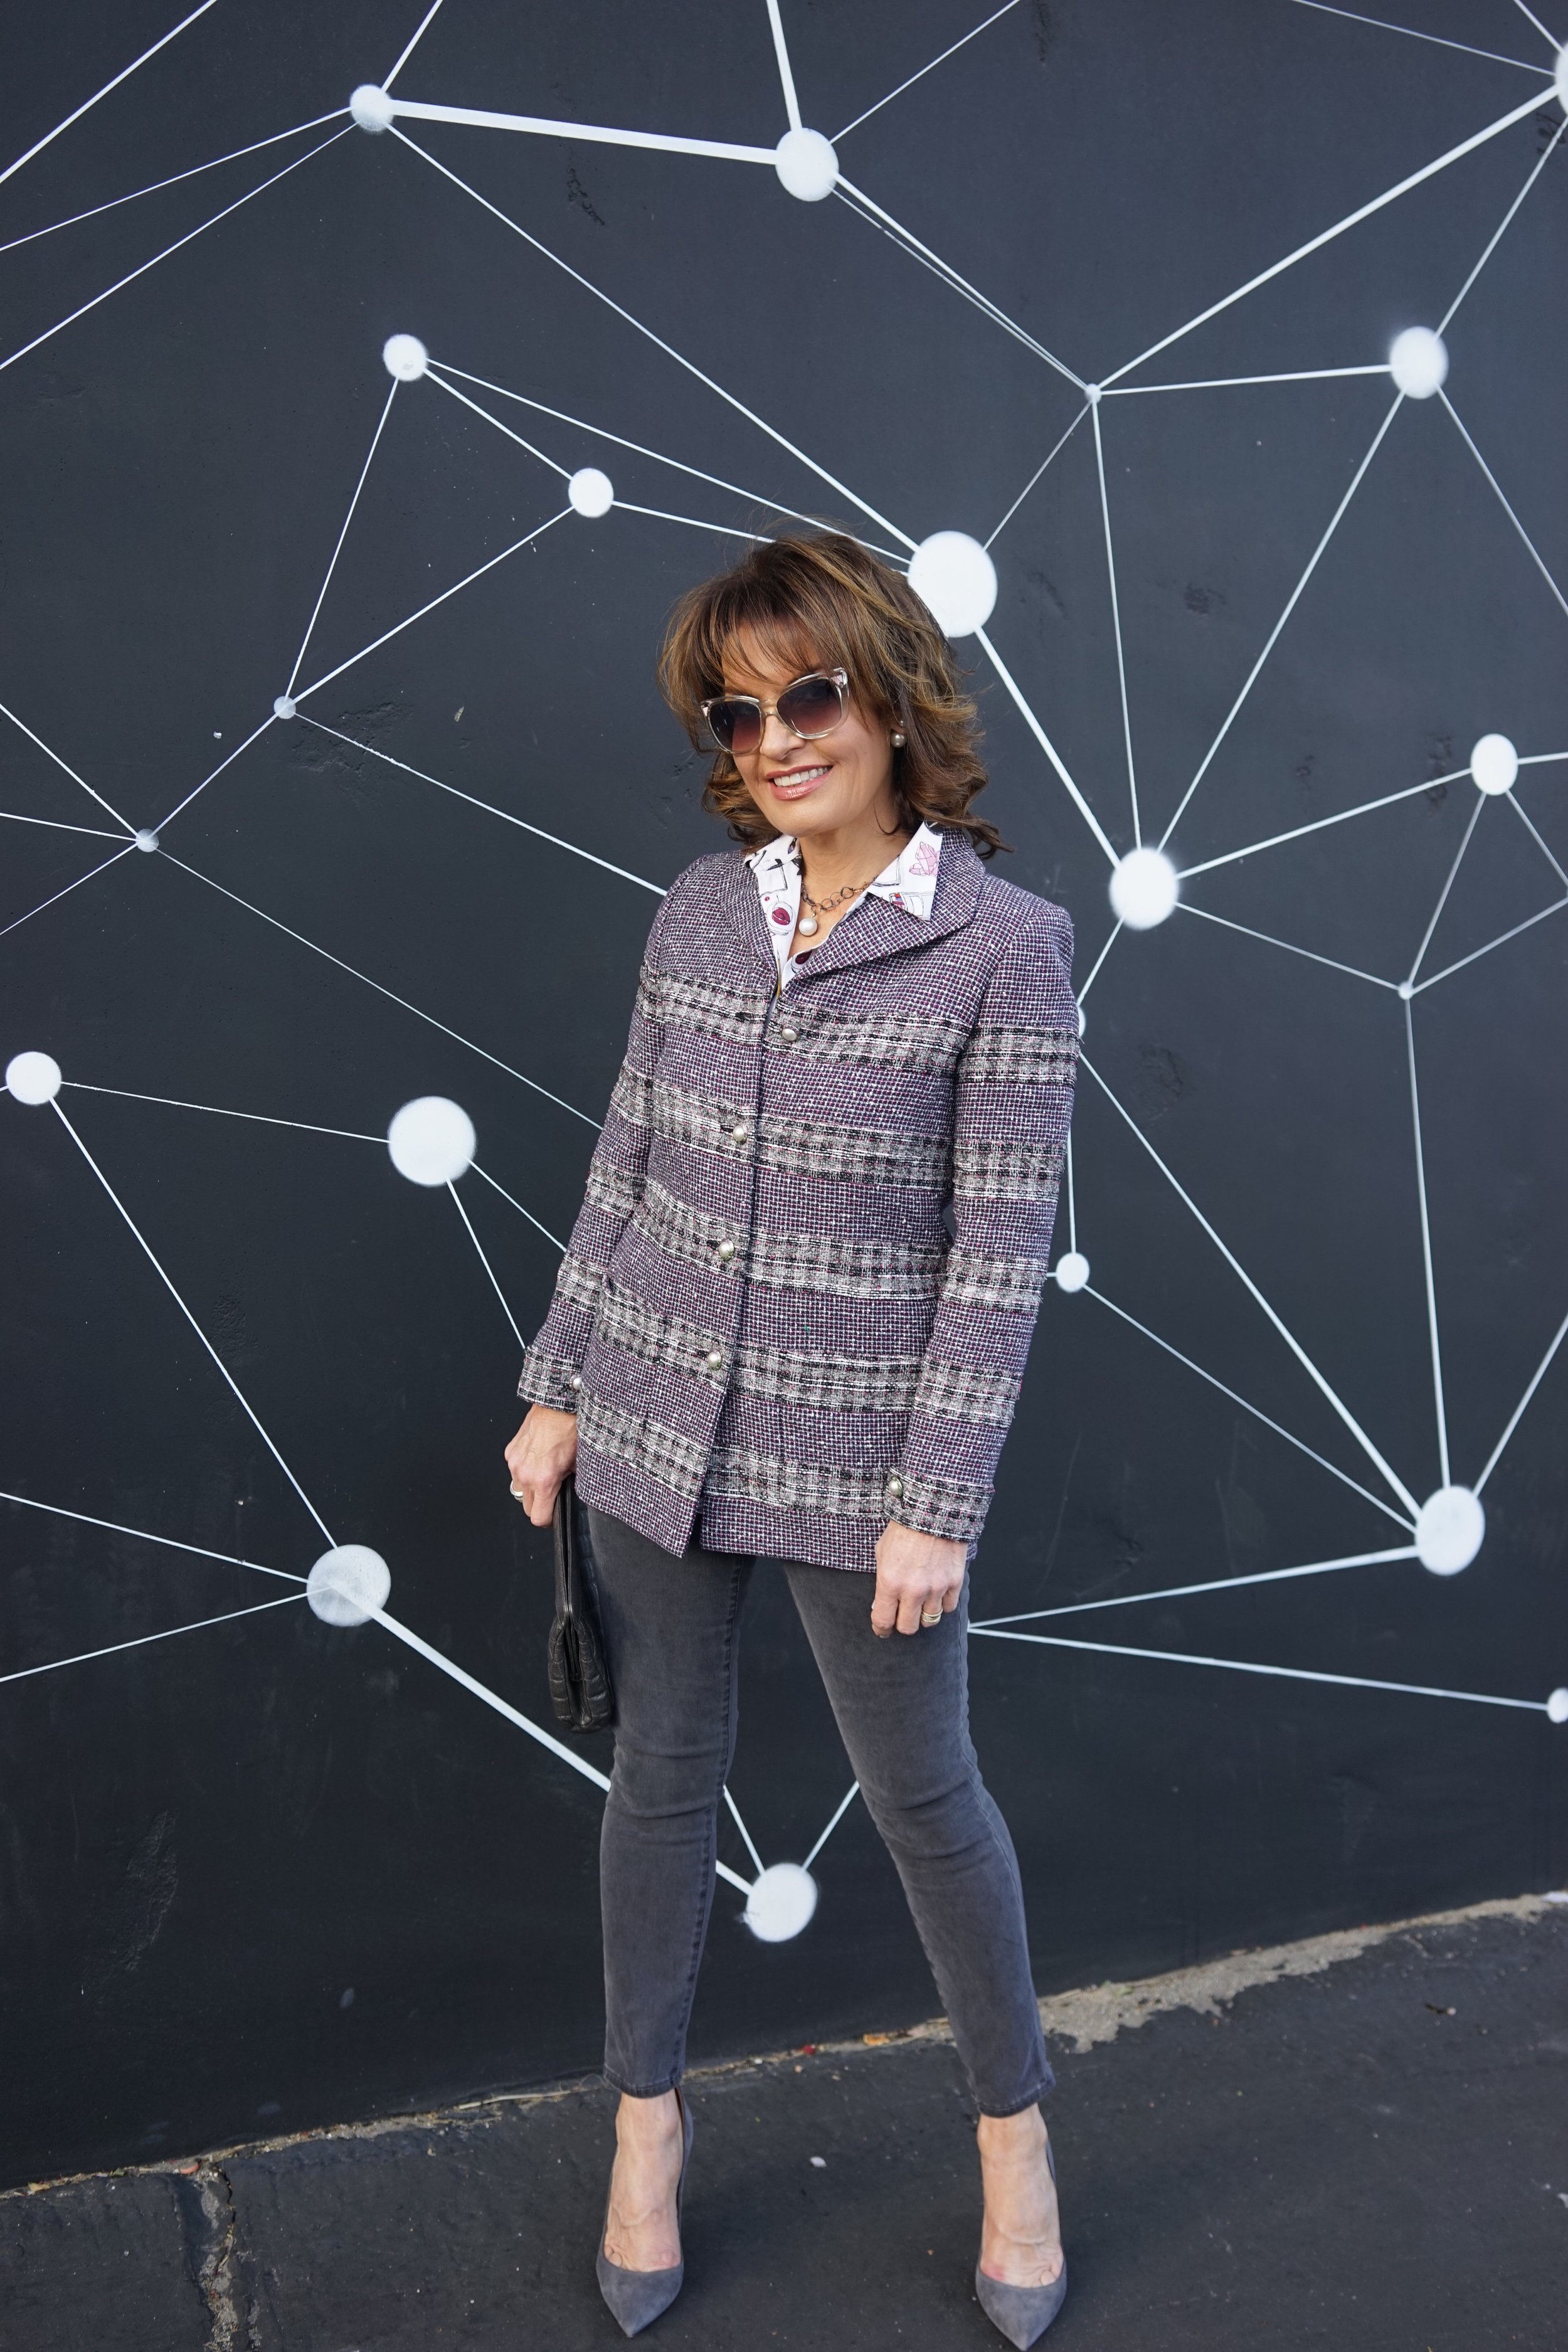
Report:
721,630,900,844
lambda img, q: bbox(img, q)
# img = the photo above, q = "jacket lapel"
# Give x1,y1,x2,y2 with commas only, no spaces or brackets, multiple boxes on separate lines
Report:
786,825,986,985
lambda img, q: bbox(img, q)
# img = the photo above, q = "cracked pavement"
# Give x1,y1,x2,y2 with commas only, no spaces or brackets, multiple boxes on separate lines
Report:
2,1898,1565,2350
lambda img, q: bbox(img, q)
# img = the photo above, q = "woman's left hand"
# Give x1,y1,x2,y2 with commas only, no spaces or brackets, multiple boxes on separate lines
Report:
871,1519,968,1636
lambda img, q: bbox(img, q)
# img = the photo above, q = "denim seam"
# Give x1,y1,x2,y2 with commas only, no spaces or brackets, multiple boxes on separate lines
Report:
663,1554,746,2089
969,1769,1053,2101
955,1582,1051,2109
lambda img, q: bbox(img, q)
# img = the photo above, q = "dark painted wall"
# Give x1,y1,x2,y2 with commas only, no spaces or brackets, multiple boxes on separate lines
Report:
1,0,1564,2187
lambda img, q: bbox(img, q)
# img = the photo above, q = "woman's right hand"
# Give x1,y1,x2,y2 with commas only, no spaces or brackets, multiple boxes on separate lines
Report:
504,1403,580,1527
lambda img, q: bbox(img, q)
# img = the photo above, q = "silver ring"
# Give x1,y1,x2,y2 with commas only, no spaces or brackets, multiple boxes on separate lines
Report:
510,1484,527,1500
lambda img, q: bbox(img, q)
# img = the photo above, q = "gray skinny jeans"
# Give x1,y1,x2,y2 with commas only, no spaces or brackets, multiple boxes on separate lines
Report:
583,1502,1054,2117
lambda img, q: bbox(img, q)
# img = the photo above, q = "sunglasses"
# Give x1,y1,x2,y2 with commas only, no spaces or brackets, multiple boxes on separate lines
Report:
700,667,848,758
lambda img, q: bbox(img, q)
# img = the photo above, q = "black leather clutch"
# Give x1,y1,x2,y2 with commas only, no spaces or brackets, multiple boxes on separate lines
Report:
548,1473,615,1734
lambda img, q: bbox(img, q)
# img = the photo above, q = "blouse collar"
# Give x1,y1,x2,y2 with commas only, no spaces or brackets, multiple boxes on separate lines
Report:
746,822,944,975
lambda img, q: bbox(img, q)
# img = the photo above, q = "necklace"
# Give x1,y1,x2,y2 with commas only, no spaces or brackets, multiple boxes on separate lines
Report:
793,845,896,936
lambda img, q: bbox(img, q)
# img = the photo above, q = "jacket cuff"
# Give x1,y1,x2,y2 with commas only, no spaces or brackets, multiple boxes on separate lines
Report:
516,1348,584,1414
883,1467,993,1543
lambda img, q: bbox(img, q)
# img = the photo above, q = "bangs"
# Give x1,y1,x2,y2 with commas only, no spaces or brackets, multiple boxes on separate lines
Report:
719,612,827,688
697,572,835,693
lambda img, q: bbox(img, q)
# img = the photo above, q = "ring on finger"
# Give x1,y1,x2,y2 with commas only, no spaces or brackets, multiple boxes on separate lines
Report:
919,1608,942,1626
509,1484,527,1499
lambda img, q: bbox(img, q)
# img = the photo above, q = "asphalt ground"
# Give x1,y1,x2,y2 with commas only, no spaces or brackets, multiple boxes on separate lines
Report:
3,1895,1565,2351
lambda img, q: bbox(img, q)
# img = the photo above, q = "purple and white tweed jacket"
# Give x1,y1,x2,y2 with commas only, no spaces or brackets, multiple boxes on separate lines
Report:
516,825,1078,1572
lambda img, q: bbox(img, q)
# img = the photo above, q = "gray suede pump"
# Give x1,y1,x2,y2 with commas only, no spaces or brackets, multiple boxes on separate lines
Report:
595,2087,695,2338
973,2132,1067,2348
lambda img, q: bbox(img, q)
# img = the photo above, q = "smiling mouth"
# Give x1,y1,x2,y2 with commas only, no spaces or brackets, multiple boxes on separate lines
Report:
768,764,830,792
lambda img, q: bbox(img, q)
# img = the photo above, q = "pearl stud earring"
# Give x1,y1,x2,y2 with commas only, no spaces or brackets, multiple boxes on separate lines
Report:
891,731,906,747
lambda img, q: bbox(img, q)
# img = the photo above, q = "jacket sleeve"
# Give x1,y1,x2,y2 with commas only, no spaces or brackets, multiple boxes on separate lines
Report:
890,898,1078,1544
514,887,672,1414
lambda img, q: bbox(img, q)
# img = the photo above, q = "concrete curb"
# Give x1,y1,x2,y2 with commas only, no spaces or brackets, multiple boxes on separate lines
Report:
8,1885,1564,2200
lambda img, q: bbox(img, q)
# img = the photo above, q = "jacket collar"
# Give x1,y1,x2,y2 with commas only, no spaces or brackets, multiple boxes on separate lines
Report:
718,825,987,985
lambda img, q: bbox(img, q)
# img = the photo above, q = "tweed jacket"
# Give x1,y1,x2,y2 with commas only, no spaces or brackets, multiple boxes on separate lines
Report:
516,825,1079,1572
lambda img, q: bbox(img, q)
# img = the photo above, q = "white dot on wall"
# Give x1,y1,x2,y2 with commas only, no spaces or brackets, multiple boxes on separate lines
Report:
307,1545,391,1626
906,532,997,638
388,1096,476,1186
350,83,396,132
1054,1251,1090,1293
1547,1687,1568,1726
1414,1485,1485,1576
773,128,838,201
6,1051,62,1104
743,1862,818,1941
1108,846,1179,930
273,695,297,721
568,467,614,518
383,333,428,381
1388,327,1448,400
1470,733,1518,795
134,828,159,853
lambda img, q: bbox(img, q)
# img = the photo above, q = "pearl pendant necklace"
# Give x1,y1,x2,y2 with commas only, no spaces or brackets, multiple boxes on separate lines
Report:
793,841,887,943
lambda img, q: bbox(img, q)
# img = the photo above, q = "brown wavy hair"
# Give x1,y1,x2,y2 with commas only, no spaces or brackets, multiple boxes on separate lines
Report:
657,527,1009,857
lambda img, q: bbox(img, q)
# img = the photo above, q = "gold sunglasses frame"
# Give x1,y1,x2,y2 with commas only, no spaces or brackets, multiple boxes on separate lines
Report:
699,666,850,753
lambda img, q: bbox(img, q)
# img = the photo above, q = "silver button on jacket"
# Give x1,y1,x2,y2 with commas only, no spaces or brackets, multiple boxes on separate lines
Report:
517,829,1078,1574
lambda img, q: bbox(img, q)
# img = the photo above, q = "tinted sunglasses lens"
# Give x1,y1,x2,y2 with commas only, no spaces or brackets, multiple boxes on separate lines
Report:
776,675,843,737
707,699,760,755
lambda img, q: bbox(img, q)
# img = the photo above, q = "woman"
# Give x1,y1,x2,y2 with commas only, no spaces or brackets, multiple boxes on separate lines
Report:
504,529,1078,2346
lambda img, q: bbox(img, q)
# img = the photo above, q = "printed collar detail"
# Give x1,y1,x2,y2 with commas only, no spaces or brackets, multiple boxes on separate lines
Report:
746,822,943,978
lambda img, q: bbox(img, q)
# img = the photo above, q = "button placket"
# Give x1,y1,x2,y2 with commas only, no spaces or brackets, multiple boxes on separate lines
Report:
699,982,770,1434
709,1103,749,1372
